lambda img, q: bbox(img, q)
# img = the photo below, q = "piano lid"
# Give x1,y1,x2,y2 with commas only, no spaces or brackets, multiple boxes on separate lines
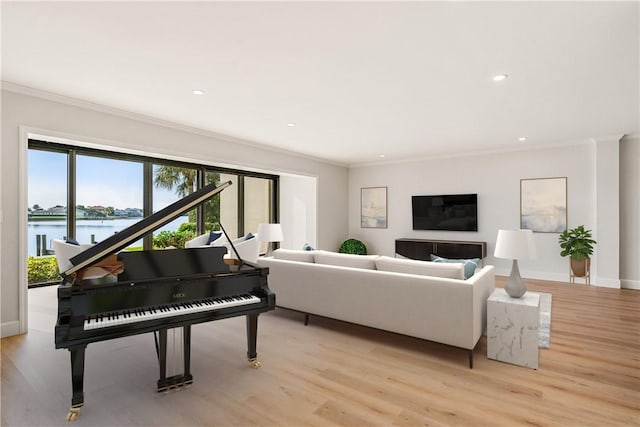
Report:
65,180,232,277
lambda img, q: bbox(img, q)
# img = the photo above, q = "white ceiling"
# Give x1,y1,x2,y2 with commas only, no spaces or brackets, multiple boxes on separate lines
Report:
2,1,639,166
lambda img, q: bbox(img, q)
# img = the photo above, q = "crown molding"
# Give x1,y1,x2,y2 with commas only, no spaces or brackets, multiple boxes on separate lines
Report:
348,138,605,168
1,81,348,169
3,81,631,170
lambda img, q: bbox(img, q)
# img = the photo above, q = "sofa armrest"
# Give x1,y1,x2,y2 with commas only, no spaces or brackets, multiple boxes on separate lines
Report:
185,233,209,248
467,265,496,344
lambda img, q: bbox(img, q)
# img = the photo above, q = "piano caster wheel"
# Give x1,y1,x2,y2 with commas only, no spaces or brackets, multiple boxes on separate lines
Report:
249,359,262,369
66,407,81,422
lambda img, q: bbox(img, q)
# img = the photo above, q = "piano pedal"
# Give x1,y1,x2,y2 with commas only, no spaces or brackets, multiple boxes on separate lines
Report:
157,374,193,393
248,358,262,369
65,406,81,422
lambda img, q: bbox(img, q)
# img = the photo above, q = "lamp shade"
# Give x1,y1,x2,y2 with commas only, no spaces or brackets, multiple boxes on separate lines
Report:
494,229,536,260
257,223,284,243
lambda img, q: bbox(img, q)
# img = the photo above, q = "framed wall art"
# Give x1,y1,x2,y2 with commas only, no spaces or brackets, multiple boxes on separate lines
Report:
361,187,387,228
520,177,567,233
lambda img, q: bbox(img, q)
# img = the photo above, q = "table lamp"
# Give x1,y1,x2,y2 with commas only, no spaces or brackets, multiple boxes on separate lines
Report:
257,223,284,257
494,229,536,298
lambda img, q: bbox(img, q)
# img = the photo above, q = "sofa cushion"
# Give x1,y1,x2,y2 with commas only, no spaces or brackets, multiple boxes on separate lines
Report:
206,231,223,245
375,256,465,279
314,250,378,270
430,254,480,279
273,248,316,263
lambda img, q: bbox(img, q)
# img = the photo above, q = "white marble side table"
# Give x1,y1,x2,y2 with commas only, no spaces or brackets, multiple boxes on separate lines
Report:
487,288,540,369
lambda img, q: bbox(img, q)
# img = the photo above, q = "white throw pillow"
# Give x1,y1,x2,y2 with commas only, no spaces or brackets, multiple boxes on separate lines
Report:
375,255,465,280
273,248,316,263
314,250,378,270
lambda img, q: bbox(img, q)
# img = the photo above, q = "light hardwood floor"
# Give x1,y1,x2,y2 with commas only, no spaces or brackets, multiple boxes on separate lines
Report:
1,277,639,426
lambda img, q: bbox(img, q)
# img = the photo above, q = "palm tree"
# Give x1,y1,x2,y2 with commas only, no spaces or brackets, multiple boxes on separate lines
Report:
153,166,221,229
153,166,196,197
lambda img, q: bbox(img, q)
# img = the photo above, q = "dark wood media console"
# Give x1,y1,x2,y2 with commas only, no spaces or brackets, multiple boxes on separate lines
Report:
395,238,487,261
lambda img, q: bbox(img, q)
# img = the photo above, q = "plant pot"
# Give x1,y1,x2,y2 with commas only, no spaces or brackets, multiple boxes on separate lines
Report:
570,257,590,277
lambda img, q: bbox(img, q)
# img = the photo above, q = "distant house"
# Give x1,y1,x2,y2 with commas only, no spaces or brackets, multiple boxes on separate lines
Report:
28,205,67,218
76,207,88,218
124,208,143,217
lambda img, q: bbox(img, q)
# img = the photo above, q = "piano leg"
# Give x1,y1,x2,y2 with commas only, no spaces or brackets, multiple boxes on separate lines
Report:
157,328,167,390
156,326,193,392
66,345,86,421
246,314,262,369
183,325,192,380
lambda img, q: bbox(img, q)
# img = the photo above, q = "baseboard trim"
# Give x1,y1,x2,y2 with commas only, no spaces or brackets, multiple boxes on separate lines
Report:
1,321,21,338
499,269,624,289
593,277,621,289
621,279,640,290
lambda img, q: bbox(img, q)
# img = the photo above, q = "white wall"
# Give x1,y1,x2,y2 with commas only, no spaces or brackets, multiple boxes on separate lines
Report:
349,140,629,286
594,137,620,286
0,87,348,337
620,135,640,289
279,174,317,250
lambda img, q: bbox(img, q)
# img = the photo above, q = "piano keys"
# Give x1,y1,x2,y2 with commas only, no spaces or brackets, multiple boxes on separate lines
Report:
54,180,276,421
83,294,262,330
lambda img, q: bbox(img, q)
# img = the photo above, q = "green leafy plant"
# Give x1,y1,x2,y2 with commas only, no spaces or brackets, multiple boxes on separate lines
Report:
177,222,197,233
28,256,60,284
153,229,194,249
338,238,367,255
559,225,597,261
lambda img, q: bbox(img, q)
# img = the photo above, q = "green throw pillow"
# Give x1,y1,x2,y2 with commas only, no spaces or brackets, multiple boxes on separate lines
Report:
430,254,479,279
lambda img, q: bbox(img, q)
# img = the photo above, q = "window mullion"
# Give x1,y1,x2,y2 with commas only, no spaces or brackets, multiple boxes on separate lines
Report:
68,150,76,240
143,162,153,249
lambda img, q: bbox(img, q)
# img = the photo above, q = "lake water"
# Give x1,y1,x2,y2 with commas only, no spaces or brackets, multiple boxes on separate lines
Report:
28,216,188,257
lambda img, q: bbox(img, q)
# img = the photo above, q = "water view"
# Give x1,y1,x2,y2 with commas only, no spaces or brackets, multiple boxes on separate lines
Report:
28,216,188,257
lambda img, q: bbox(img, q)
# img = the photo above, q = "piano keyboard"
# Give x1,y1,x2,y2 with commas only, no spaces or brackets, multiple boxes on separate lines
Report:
83,294,261,330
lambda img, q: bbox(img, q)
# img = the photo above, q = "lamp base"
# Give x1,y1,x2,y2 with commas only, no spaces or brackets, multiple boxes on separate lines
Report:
504,259,527,298
265,243,274,258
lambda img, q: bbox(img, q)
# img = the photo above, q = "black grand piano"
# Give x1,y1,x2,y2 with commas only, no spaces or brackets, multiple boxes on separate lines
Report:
54,180,275,421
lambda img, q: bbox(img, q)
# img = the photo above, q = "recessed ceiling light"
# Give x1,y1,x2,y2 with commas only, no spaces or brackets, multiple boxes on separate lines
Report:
192,89,205,95
518,137,528,141
379,154,385,158
493,74,508,82
287,122,296,127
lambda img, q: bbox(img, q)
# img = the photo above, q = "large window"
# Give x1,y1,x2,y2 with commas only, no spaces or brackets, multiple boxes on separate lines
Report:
215,173,238,237
152,164,198,248
27,140,278,286
76,154,144,248
244,176,273,253
27,149,67,285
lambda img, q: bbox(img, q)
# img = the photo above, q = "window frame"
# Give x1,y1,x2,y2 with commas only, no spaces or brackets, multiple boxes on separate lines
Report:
27,138,278,286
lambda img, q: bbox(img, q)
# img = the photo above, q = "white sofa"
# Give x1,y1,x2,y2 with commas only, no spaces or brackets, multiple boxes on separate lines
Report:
185,231,261,263
52,239,125,280
184,231,226,248
52,239,94,272
257,249,495,367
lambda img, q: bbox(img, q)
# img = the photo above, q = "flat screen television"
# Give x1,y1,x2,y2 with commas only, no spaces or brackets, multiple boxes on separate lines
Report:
412,194,478,231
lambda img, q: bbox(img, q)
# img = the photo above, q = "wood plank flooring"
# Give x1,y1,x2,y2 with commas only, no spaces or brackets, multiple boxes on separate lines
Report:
1,277,639,426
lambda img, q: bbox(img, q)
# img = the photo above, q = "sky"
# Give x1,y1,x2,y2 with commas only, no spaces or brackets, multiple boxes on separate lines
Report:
28,150,178,211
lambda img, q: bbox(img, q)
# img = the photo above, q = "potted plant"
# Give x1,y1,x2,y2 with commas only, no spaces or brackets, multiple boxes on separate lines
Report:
338,238,368,255
559,225,597,277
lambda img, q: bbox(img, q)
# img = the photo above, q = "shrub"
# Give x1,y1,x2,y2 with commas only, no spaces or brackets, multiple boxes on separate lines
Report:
338,238,367,255
205,222,220,232
177,222,197,233
28,256,60,284
153,229,195,249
